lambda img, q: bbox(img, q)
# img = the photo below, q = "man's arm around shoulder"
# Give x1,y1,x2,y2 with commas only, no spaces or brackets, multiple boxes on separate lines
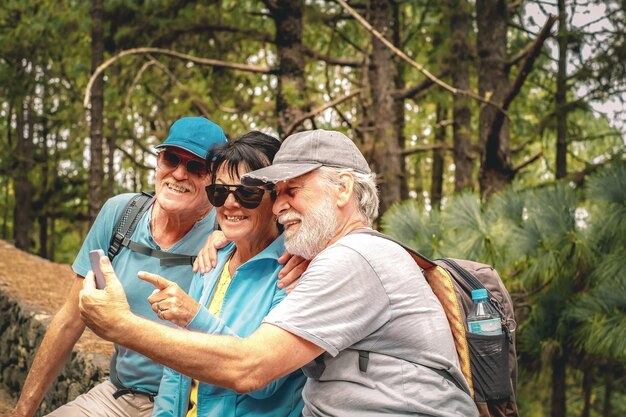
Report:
11,276,86,417
81,258,323,394
111,318,320,394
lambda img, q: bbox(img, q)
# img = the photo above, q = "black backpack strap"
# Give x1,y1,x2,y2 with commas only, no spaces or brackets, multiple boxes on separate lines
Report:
109,353,156,401
108,192,197,266
126,241,197,266
108,192,155,261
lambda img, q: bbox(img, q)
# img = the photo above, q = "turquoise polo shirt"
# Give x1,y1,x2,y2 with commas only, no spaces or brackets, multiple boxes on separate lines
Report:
72,193,215,394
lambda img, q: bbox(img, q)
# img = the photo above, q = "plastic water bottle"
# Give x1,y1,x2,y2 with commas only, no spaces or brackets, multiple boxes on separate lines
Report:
467,289,502,335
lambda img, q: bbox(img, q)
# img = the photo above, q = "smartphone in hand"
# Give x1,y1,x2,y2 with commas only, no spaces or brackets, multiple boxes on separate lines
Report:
89,249,107,290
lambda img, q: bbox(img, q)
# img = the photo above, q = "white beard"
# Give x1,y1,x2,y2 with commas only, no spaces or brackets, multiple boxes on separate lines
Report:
279,196,339,260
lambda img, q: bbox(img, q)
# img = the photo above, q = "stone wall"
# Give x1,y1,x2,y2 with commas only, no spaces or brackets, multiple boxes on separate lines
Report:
0,288,109,416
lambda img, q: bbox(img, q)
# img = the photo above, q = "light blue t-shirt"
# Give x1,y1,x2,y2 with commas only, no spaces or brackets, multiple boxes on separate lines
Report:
72,193,216,394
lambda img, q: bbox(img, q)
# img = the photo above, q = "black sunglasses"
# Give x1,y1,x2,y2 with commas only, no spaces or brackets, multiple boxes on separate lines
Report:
206,183,275,209
157,150,207,177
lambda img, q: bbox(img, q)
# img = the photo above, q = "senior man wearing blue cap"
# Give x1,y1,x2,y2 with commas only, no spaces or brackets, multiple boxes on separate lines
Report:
12,117,227,417
79,129,478,417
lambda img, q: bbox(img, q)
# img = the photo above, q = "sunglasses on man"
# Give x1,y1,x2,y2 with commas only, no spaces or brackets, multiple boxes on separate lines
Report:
205,183,275,209
157,150,207,177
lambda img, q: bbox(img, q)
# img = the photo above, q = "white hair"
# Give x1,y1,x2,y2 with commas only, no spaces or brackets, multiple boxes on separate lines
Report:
316,166,379,225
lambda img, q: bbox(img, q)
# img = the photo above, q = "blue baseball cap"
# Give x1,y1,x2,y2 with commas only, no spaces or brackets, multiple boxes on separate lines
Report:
155,117,227,159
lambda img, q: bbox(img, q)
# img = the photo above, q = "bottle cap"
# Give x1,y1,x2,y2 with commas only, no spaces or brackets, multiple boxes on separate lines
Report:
471,288,488,301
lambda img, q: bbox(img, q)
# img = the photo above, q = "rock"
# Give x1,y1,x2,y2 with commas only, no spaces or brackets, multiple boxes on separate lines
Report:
0,286,110,416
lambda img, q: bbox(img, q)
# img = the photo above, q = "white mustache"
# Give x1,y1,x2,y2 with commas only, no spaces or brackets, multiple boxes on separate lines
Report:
278,211,302,225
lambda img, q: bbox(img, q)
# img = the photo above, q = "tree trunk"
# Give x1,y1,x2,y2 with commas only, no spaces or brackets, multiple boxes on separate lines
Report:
581,363,592,417
412,157,425,206
13,98,34,251
602,371,613,417
555,0,568,179
392,2,408,201
2,105,11,240
271,0,307,136
551,349,567,417
107,116,116,198
431,105,446,209
88,0,105,224
132,138,139,191
38,109,50,259
2,178,8,240
49,216,56,261
448,0,474,191
476,0,513,198
366,0,403,215
38,216,48,259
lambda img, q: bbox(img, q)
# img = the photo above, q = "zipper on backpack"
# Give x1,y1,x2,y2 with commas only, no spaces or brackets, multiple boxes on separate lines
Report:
438,258,484,290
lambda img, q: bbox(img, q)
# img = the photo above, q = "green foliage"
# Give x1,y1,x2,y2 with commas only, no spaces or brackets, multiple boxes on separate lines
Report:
568,272,626,361
0,1,625,411
382,200,443,258
566,160,626,362
586,157,626,243
382,159,626,414
513,184,588,288
440,192,498,261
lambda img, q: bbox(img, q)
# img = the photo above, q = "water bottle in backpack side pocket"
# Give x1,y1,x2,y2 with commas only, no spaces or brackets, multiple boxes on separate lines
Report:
467,288,503,335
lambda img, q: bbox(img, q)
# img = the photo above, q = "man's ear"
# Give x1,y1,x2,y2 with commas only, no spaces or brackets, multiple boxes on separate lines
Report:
336,172,354,208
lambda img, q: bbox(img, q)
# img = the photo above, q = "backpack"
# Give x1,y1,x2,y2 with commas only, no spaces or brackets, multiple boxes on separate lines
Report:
354,229,518,417
107,192,197,266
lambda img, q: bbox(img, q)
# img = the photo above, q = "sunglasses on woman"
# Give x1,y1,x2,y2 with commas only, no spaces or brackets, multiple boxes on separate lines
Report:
205,183,275,209
157,150,207,177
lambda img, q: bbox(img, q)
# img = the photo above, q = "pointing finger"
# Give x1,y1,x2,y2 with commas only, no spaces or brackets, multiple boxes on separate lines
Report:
138,271,172,290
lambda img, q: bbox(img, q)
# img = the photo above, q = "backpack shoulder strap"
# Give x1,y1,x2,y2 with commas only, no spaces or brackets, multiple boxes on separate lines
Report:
349,228,437,270
125,241,197,266
108,192,197,266
108,192,155,261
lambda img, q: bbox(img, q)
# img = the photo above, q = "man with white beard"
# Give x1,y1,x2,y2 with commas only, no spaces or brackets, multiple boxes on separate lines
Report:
79,129,478,417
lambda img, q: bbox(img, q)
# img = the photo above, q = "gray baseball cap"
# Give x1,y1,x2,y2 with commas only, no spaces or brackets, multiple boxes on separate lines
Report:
240,129,370,186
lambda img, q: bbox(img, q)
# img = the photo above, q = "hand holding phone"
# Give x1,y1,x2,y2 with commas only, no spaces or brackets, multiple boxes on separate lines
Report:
89,249,107,290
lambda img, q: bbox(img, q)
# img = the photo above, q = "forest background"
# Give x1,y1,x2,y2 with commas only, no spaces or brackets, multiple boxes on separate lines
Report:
0,0,624,416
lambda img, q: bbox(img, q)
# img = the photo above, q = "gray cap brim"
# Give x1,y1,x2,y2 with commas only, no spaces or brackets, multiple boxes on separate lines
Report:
241,163,322,186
